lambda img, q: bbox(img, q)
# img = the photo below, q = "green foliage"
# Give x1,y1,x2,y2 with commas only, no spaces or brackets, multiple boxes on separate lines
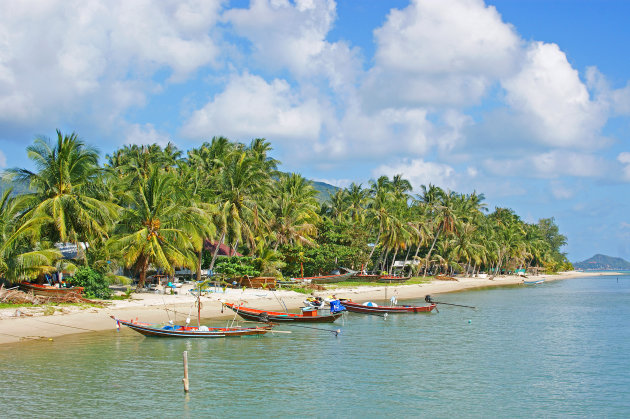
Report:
213,257,260,278
70,266,112,299
200,249,213,269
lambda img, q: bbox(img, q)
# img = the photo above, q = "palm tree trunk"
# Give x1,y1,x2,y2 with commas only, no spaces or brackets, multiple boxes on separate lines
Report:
209,231,225,271
389,247,399,275
423,225,442,277
196,249,203,282
366,229,381,268
137,257,148,289
402,246,412,275
382,248,391,273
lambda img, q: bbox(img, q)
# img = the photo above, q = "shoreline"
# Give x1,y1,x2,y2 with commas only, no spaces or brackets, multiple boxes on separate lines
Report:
0,271,618,345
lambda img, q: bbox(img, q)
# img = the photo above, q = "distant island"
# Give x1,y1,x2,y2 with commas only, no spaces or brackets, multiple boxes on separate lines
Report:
573,254,630,270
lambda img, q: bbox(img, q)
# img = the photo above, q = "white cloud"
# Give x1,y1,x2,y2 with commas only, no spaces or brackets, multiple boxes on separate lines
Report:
373,158,457,191
618,152,630,181
363,0,521,108
0,0,223,133
124,123,173,147
484,150,605,179
0,150,6,168
501,42,607,148
549,180,575,200
224,0,361,91
181,72,323,142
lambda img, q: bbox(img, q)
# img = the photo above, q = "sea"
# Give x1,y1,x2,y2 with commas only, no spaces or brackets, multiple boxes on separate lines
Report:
2,273,630,418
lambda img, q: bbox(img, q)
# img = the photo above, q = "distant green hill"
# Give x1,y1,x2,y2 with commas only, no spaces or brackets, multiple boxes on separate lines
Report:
573,254,630,270
310,180,339,203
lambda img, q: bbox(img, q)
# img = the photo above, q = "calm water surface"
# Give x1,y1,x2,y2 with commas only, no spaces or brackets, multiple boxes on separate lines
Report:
2,275,630,418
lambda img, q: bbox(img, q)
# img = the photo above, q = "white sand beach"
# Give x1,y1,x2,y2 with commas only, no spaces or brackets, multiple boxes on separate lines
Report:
0,271,616,345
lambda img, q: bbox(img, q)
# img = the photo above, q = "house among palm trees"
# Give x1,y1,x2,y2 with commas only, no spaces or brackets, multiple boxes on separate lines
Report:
204,240,242,257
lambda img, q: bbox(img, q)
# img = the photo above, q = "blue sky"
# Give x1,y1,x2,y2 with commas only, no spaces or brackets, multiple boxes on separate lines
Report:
1,0,630,263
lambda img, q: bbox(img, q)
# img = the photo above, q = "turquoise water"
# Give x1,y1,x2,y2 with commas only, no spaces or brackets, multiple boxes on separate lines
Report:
2,275,630,418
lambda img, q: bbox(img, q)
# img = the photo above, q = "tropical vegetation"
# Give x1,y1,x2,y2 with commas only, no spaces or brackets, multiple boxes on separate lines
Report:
0,131,572,296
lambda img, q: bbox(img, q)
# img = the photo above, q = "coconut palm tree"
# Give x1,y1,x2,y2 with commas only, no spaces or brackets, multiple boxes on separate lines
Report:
107,167,201,288
268,173,320,251
208,149,272,267
322,189,347,222
0,189,62,282
6,130,119,257
345,183,368,224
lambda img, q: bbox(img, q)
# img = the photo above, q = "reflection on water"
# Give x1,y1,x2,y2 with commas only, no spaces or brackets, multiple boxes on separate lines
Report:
2,275,630,417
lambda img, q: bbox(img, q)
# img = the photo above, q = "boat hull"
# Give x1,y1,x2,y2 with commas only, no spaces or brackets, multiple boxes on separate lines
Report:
19,282,84,296
341,300,436,314
301,272,353,284
523,279,545,285
349,274,380,282
223,303,343,323
377,275,412,283
114,318,270,338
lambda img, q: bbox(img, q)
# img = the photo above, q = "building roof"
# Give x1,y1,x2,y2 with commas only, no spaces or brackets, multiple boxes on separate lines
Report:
203,240,243,257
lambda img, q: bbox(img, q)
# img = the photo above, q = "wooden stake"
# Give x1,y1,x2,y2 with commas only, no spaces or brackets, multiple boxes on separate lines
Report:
182,351,190,393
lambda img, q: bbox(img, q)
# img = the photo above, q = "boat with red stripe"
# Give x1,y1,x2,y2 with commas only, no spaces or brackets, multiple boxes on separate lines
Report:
339,299,436,314
222,302,344,323
112,316,271,338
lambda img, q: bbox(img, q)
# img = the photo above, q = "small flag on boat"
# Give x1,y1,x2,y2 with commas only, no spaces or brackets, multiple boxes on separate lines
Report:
116,320,120,331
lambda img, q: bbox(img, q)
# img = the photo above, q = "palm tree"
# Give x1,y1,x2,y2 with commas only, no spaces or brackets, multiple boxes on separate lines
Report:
107,167,201,288
345,183,368,224
208,149,272,268
268,173,320,251
322,189,347,222
6,130,119,256
0,189,62,282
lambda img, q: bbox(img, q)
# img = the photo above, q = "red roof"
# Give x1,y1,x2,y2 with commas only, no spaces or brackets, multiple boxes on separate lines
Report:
203,240,243,257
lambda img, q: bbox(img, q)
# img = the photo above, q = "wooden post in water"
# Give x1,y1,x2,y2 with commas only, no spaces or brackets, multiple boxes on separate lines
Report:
182,351,190,393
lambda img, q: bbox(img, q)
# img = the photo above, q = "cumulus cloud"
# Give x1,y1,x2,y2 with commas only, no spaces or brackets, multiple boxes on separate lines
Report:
501,42,607,148
484,150,605,179
124,123,173,147
224,0,361,91
373,158,458,191
181,72,323,142
0,150,6,168
0,0,223,134
363,0,521,108
618,152,630,181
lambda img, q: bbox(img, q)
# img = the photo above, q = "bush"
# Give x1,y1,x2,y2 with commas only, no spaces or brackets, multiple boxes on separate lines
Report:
214,257,260,278
70,267,112,299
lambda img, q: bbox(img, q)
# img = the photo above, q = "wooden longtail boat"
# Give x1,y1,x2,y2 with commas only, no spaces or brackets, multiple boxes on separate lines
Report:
112,316,271,338
222,302,343,323
522,278,545,285
340,300,436,314
377,275,412,283
19,281,84,296
294,272,353,284
349,274,380,282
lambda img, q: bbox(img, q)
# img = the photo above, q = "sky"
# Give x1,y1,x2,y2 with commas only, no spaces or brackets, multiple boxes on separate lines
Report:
1,0,630,263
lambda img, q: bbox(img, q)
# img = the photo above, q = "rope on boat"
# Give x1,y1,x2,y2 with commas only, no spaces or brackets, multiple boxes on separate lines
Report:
30,318,100,332
425,295,476,309
269,322,341,337
271,289,289,313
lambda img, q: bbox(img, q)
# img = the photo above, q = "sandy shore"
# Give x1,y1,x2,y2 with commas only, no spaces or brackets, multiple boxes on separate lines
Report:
0,271,617,345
